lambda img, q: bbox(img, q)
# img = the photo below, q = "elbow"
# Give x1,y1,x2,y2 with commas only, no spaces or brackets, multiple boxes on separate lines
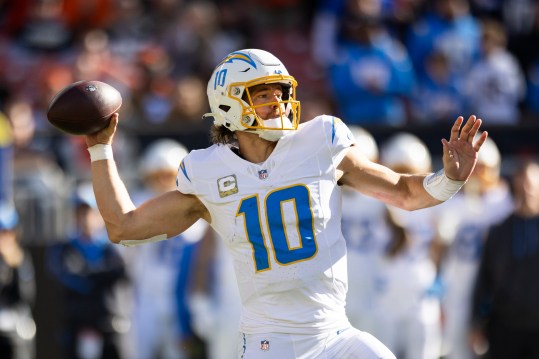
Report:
391,197,417,212
106,227,126,244
102,207,145,244
104,218,133,244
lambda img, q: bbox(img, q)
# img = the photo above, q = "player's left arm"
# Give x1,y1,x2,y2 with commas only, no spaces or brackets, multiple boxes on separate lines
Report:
338,115,488,210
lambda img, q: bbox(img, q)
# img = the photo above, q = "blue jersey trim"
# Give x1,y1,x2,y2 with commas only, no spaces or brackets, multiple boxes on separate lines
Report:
179,161,191,182
331,116,336,144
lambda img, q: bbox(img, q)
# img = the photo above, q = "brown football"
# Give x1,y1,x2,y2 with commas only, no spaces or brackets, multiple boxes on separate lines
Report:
47,80,122,135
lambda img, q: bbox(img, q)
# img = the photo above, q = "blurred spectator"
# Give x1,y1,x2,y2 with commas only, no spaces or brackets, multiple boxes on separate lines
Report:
411,50,465,123
341,126,389,334
7,98,68,243
383,0,429,41
0,202,36,359
524,60,539,121
0,0,32,39
13,0,73,52
72,29,138,96
327,0,416,125
0,112,14,202
252,0,323,102
463,19,525,124
406,0,481,78
61,0,116,39
124,139,210,359
310,0,345,68
370,133,443,359
160,1,245,80
507,1,539,72
510,2,539,120
437,135,513,359
311,0,427,66
166,76,211,130
471,159,539,359
493,0,536,36
131,73,210,135
46,183,128,359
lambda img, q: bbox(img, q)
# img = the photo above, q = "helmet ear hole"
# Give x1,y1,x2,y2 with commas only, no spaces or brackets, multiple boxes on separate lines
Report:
219,105,231,112
281,84,291,101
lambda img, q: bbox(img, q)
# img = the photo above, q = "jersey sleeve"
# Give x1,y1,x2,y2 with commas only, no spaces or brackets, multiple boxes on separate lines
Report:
176,154,195,195
324,116,354,165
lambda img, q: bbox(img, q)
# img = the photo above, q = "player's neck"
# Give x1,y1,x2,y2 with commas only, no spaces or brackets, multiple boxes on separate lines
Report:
236,131,277,163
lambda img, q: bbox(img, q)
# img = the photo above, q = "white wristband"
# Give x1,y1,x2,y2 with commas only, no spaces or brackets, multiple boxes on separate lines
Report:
423,169,465,202
87,144,113,162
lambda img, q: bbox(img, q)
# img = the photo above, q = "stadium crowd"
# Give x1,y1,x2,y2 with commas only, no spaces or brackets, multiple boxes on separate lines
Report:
0,0,538,358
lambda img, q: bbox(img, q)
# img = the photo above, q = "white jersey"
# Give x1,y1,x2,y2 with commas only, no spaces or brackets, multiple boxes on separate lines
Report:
440,186,513,303
176,115,354,335
372,206,439,315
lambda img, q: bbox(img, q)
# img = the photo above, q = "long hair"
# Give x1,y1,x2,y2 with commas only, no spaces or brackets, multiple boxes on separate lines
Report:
209,124,237,145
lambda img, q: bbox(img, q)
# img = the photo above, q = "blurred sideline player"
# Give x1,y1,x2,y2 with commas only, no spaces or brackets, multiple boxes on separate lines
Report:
46,183,128,359
341,126,390,334
186,219,242,359
370,133,443,359
126,139,211,359
437,135,512,359
0,202,36,359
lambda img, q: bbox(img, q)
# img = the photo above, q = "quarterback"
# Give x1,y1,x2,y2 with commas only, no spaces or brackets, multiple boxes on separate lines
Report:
85,49,487,358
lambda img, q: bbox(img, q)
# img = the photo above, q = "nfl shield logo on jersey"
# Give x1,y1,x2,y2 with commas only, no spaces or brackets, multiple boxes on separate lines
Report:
260,340,270,351
258,169,268,180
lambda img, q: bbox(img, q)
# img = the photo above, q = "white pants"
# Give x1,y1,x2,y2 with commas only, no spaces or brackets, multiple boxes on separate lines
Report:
238,327,396,359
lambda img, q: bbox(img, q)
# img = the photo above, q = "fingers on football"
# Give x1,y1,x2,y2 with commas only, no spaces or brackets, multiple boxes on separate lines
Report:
111,113,119,126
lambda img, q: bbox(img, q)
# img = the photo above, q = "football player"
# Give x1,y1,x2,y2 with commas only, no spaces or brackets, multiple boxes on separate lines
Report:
84,49,487,358
369,133,443,359
438,136,513,359
126,139,211,359
341,126,388,334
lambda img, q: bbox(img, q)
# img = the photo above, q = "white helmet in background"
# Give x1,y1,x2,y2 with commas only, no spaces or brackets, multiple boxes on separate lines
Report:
205,49,300,141
476,134,501,170
349,125,379,162
140,139,188,177
380,133,432,173
466,133,502,192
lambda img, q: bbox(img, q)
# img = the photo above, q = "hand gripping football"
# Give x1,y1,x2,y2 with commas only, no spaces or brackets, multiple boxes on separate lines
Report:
47,80,122,135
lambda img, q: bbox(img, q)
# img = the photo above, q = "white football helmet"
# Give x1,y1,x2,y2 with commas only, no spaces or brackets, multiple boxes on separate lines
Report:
476,134,500,170
140,139,188,176
380,133,432,173
466,133,502,192
205,49,300,141
348,125,379,162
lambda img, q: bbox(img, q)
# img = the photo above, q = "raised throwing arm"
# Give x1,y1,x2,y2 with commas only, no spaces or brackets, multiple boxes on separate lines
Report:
84,114,208,245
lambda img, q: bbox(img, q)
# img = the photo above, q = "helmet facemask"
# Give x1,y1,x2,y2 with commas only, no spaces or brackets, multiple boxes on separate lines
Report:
236,77,300,141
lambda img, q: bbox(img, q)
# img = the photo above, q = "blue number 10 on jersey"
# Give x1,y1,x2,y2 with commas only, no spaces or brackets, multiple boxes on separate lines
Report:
237,185,318,272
